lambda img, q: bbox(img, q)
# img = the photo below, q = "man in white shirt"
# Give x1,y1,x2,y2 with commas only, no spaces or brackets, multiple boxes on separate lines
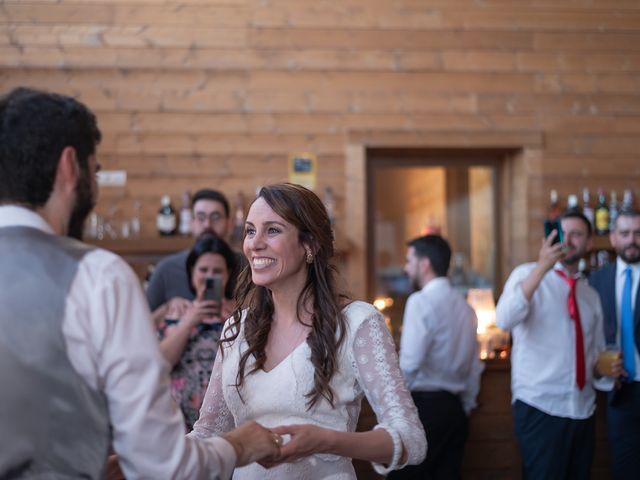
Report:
497,211,610,479
0,87,280,479
389,235,484,480
589,208,640,480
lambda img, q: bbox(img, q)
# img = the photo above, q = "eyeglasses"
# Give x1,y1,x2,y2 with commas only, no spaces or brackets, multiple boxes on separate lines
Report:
194,212,226,224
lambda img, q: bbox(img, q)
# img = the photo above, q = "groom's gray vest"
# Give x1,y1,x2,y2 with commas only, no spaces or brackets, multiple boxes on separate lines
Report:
0,226,110,479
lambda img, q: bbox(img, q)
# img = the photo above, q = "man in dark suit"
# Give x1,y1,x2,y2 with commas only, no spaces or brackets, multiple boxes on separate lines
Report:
589,207,640,480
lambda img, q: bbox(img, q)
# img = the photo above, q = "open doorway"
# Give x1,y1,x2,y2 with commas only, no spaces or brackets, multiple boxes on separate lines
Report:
367,148,502,340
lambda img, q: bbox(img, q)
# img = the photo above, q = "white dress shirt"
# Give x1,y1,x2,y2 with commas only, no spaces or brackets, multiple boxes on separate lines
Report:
0,206,236,479
399,277,484,415
615,257,640,381
496,262,605,419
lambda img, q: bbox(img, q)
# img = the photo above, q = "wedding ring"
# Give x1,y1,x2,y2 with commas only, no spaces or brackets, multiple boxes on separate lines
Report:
272,433,283,447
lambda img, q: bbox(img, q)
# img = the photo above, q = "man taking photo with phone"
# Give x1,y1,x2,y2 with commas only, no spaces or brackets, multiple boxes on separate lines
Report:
496,210,612,479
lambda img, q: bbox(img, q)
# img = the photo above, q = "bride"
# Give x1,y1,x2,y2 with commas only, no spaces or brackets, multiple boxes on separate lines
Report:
191,183,426,479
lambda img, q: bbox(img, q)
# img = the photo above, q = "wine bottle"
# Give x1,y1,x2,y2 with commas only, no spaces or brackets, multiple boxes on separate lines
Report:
609,191,619,232
594,188,609,236
567,194,579,211
157,195,177,236
178,191,192,236
582,188,594,228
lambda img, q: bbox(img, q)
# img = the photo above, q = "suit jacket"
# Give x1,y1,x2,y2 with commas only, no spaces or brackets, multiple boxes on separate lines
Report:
589,263,640,400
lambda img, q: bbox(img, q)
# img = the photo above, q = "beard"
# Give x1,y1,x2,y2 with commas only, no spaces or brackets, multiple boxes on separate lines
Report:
562,251,583,266
67,169,95,240
618,244,640,264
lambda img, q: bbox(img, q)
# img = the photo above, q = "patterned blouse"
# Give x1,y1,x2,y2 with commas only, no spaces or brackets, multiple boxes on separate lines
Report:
158,319,223,431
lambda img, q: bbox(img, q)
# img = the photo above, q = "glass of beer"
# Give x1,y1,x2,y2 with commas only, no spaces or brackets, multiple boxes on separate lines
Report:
597,344,621,377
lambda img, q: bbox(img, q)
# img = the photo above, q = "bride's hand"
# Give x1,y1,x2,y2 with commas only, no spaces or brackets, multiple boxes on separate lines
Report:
258,424,333,467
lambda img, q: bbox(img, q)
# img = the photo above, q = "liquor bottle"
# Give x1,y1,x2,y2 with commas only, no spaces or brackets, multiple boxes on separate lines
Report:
230,191,246,247
594,188,609,236
567,194,579,211
582,188,594,228
548,189,561,221
178,191,192,236
157,195,177,236
622,189,635,209
609,191,619,232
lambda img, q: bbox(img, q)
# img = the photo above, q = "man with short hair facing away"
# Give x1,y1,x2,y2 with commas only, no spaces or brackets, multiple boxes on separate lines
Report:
497,211,611,479
389,234,484,480
589,208,640,480
146,188,233,323
0,87,280,479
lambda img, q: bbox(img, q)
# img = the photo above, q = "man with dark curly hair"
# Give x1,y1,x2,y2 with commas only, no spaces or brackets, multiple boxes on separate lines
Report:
0,87,279,479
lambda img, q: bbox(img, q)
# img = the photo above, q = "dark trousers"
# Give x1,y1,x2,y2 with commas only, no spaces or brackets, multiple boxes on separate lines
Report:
388,391,468,480
513,400,595,480
607,382,640,480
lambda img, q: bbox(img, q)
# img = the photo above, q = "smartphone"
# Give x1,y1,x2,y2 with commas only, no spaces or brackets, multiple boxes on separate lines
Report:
203,275,224,303
544,219,564,245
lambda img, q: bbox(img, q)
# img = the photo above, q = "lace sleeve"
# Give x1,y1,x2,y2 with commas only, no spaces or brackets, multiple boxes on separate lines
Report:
350,310,427,475
189,346,235,439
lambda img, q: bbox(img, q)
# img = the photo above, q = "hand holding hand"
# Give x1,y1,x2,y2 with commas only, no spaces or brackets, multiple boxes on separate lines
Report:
223,421,282,467
259,424,332,468
105,454,125,480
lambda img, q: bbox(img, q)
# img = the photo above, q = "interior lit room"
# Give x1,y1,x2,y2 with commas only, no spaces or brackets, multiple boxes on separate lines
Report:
2,1,640,479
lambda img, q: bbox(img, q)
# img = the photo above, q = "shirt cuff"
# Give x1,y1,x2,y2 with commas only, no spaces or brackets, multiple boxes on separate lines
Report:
371,425,403,475
210,437,237,480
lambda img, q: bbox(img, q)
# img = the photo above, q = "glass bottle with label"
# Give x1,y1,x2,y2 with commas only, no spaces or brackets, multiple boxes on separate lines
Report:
623,189,635,209
594,188,609,236
567,194,579,211
582,188,594,228
178,191,192,236
157,195,177,236
609,191,619,232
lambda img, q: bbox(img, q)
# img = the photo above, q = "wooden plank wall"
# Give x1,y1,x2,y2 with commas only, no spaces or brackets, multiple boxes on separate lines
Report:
1,0,640,266
2,2,638,477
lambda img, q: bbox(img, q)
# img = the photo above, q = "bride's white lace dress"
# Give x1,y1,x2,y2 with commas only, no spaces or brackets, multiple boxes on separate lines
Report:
191,301,426,479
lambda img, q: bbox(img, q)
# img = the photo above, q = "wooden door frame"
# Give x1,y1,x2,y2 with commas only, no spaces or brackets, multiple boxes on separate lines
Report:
344,130,544,301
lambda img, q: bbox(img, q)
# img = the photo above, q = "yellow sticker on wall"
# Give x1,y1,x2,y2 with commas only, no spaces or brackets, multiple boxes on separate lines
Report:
288,152,317,190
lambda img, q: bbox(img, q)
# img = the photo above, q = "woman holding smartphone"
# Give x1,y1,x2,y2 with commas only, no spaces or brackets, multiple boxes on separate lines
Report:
158,233,238,430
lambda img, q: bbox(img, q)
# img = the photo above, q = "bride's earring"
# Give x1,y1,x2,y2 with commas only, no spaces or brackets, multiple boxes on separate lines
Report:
306,250,314,264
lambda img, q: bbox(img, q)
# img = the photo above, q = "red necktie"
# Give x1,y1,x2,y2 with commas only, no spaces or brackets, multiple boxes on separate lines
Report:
555,270,586,390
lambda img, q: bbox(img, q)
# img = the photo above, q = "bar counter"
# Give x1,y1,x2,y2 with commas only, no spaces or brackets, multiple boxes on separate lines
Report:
355,357,612,479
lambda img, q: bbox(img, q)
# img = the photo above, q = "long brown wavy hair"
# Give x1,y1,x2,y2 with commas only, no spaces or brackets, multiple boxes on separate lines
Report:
221,183,350,409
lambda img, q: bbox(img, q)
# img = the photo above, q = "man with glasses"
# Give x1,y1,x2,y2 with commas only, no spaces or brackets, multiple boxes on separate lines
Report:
146,189,233,321
589,208,640,479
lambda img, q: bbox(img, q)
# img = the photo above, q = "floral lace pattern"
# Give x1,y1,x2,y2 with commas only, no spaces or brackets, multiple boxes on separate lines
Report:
192,301,426,479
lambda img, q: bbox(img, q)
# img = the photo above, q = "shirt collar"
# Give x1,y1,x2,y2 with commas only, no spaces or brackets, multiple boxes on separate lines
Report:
0,205,55,234
553,261,581,280
617,256,640,277
422,276,450,294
